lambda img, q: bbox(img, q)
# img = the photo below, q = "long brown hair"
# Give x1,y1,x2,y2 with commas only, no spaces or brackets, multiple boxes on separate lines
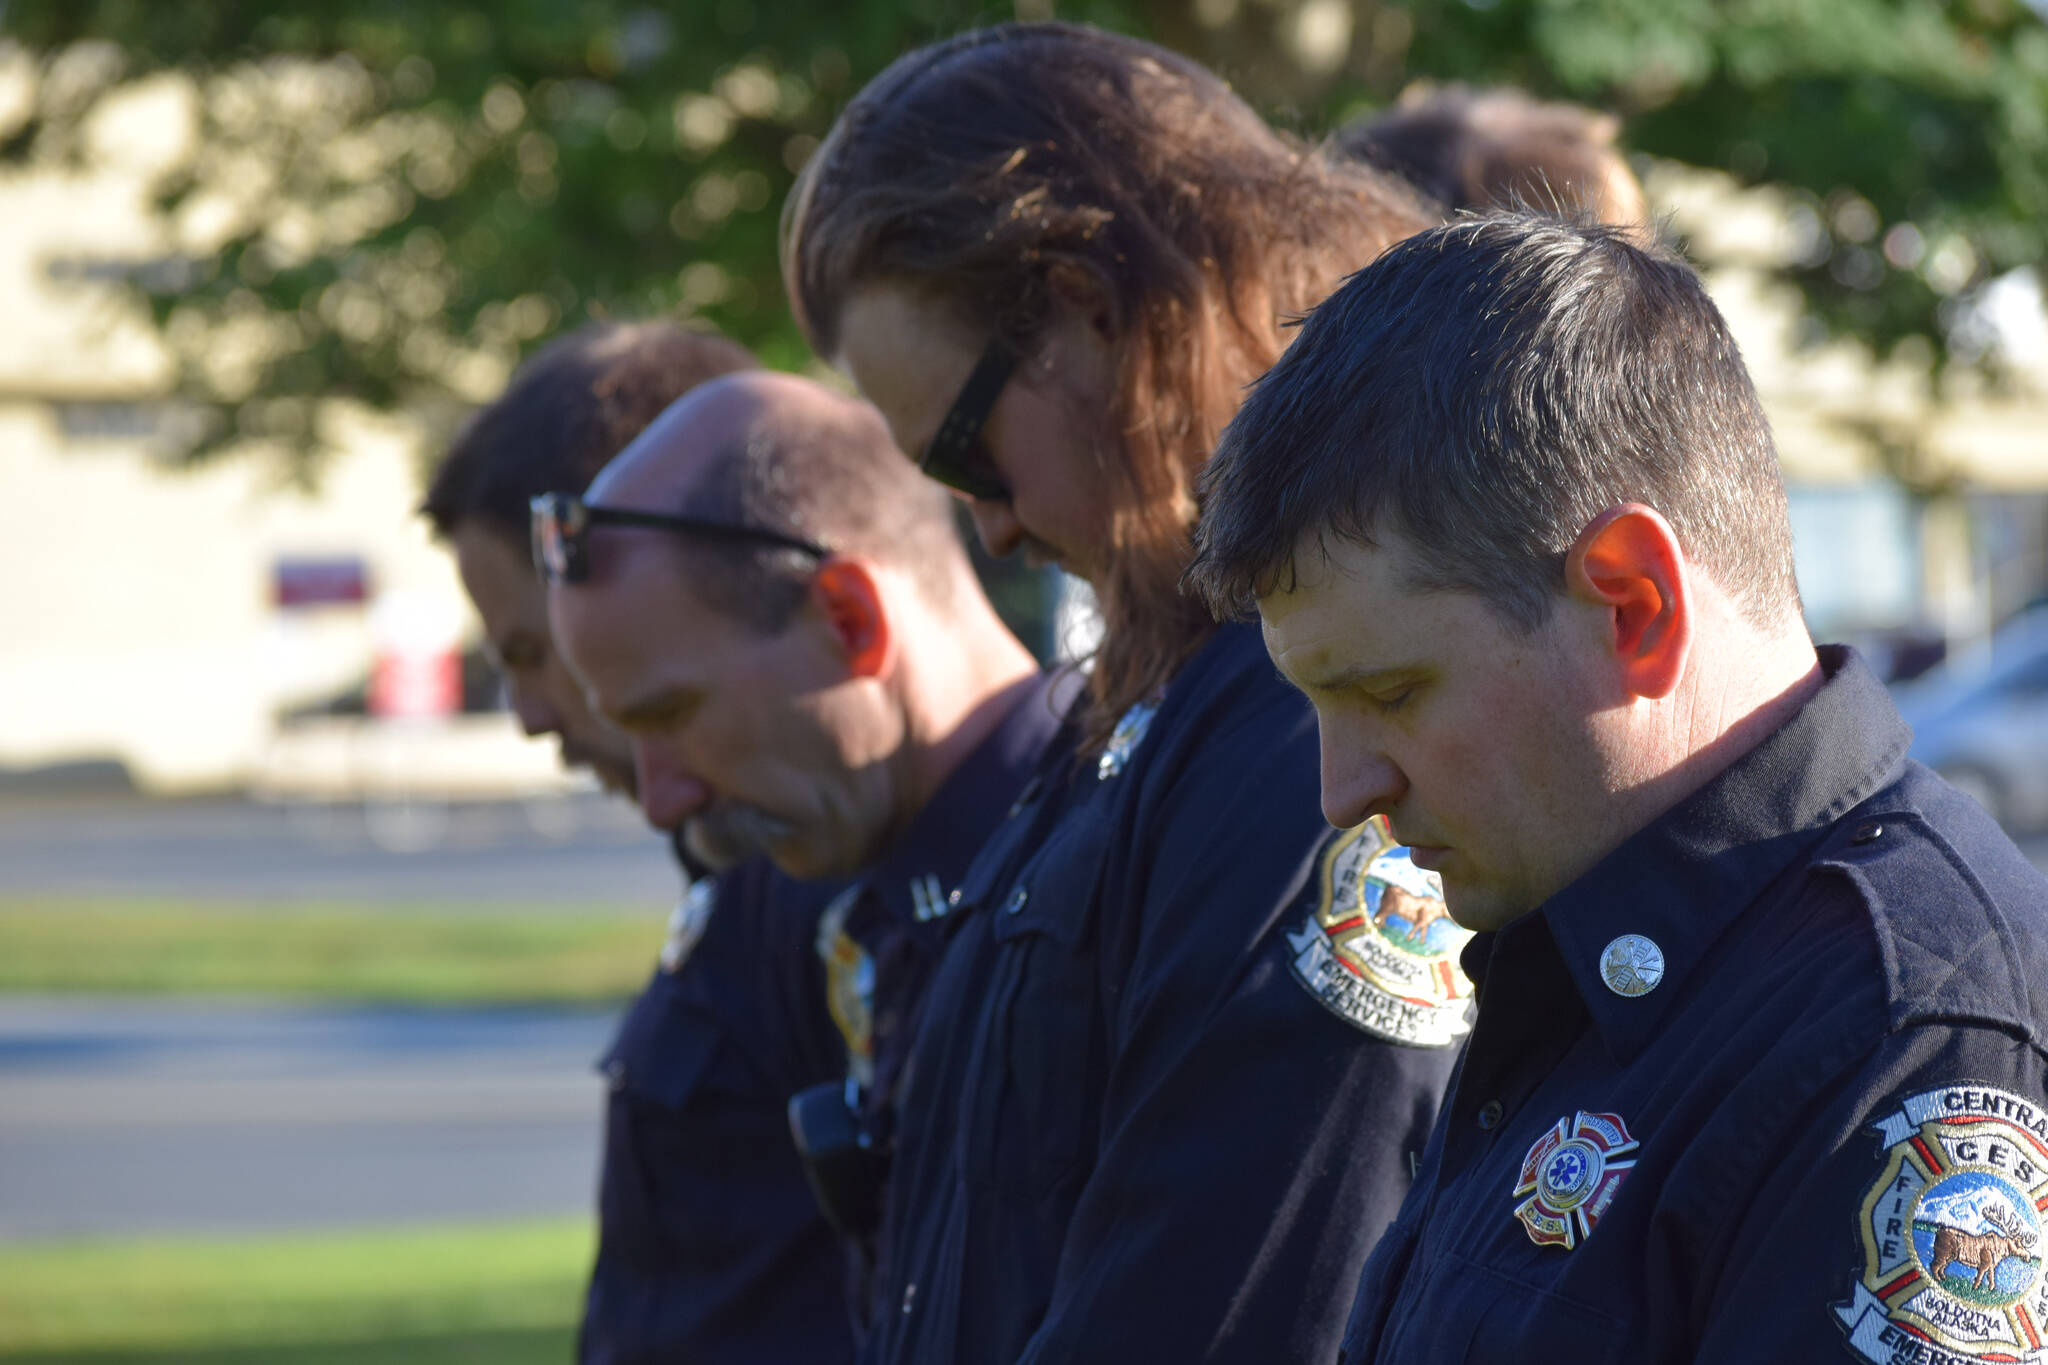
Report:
784,23,1433,749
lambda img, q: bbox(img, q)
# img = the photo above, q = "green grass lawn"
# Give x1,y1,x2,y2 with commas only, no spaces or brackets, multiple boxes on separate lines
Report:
0,1218,592,1363
0,899,660,1004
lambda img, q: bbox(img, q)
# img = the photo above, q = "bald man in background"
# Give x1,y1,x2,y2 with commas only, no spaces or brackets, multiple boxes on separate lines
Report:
538,369,1063,1342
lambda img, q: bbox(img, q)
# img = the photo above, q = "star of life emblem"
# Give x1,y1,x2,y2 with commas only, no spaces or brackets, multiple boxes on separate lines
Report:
659,877,718,974
1284,818,1473,1047
815,886,876,1089
1514,1110,1640,1249
1838,1084,2048,1364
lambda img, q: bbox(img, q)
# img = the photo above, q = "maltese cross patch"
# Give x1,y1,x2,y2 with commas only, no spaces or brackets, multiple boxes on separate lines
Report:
1513,1110,1640,1250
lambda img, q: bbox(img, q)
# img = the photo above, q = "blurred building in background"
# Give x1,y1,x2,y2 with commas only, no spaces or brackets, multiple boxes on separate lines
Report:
0,74,564,798
1658,163,2048,673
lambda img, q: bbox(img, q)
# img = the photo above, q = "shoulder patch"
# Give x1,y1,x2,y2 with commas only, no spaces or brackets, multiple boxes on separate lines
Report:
1838,1083,2048,1363
659,877,718,974
1284,819,1473,1047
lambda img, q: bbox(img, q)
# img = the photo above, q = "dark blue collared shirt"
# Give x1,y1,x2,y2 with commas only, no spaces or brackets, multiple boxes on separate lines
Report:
820,673,1069,1311
865,623,1468,1365
581,855,853,1365
831,672,1072,1145
581,676,1063,1364
1338,646,2048,1365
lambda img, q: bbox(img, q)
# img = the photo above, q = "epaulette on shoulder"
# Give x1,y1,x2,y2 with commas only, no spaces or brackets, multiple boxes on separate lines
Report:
1811,764,2048,1046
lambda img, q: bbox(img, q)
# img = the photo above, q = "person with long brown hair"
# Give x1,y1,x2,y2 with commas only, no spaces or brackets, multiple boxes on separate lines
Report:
783,23,1467,1363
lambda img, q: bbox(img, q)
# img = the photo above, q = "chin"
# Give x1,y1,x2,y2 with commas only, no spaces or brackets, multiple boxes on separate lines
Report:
1440,882,1530,936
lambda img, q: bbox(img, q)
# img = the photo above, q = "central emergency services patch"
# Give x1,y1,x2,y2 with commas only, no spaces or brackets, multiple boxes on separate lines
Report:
1838,1084,2048,1364
1284,818,1472,1047
815,887,876,1089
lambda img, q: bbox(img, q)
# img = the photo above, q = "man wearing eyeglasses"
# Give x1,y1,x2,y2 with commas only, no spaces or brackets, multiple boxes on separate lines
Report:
425,325,977,1365
542,367,1064,1341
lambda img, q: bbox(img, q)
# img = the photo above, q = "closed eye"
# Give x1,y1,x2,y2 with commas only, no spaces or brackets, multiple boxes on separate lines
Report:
613,689,701,734
1370,684,1418,714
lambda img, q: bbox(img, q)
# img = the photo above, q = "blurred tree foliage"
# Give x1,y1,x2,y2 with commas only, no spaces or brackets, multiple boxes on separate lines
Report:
1,0,2043,472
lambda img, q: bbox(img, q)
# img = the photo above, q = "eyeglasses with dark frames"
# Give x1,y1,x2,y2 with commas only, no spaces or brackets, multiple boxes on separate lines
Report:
916,338,1017,501
529,492,831,586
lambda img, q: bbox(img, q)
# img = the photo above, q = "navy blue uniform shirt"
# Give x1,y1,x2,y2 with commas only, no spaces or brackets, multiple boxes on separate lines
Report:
1338,646,2048,1365
819,673,1068,1306
580,855,853,1365
827,672,1069,1145
865,623,1469,1365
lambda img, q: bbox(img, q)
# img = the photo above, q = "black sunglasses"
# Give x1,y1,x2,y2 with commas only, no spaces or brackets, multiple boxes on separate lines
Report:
917,339,1017,501
530,492,830,586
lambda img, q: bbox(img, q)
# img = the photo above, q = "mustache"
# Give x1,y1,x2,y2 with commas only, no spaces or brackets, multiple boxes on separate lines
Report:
559,741,637,795
684,804,796,866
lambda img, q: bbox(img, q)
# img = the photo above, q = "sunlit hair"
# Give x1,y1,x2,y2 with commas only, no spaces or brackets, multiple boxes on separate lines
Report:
1339,84,1650,238
422,320,757,541
1189,214,1800,631
783,21,1434,749
649,377,966,634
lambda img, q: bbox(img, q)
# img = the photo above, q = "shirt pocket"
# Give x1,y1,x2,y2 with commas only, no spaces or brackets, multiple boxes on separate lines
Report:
602,972,724,1112
1380,1254,1627,1365
600,976,797,1275
972,817,1112,1195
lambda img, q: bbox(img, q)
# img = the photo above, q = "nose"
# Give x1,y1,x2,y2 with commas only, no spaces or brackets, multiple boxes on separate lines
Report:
1319,724,1407,831
965,498,1025,560
635,745,714,833
506,679,564,739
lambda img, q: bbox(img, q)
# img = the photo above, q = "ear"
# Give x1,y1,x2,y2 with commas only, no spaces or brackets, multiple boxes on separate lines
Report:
1044,261,1117,344
1563,504,1690,700
811,558,892,680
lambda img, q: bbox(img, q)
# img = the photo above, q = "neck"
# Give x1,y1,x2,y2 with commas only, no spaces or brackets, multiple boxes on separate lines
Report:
890,594,1039,833
1612,621,1824,836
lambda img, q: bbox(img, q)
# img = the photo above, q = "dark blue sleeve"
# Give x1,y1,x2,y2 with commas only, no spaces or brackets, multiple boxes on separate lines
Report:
1698,1023,2048,1365
1013,693,1461,1365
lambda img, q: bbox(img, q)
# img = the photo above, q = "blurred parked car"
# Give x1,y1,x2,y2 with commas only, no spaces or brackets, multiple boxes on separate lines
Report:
1896,609,2048,834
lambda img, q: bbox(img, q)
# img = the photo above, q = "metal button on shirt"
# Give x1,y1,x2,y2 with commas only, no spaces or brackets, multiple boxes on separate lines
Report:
1003,886,1028,915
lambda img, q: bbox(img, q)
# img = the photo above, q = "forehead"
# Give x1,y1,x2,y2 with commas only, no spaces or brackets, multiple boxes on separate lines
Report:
833,285,979,452
451,524,547,637
1258,534,1442,673
550,536,740,679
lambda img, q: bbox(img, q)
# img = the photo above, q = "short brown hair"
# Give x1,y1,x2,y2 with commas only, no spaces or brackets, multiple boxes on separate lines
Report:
422,320,757,541
783,22,1434,747
1189,213,1800,631
1339,84,1649,235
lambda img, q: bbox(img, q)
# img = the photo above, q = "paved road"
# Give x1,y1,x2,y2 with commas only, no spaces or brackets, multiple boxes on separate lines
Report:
0,996,618,1239
0,793,678,907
